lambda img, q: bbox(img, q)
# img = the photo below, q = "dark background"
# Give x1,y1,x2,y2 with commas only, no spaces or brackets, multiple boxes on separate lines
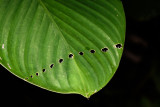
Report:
1,0,160,106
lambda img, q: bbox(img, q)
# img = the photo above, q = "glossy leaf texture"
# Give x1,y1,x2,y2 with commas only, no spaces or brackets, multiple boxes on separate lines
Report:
0,0,125,98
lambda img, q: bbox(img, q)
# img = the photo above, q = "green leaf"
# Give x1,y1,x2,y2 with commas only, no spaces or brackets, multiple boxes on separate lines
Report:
0,0,125,98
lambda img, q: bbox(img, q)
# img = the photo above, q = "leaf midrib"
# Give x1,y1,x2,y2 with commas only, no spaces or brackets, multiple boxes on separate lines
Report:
38,0,89,94
37,0,71,51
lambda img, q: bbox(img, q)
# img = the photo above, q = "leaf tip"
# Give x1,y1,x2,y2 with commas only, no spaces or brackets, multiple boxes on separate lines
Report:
81,89,98,99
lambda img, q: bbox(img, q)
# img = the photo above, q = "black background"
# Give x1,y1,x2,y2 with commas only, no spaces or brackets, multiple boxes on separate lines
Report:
1,0,160,107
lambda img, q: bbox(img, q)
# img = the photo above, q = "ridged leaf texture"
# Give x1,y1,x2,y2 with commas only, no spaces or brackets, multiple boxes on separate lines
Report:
0,0,125,98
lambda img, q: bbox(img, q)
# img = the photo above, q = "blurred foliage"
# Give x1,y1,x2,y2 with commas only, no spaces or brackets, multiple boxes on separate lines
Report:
124,0,160,21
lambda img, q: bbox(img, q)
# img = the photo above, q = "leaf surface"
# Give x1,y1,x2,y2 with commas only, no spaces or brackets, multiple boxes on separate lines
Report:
0,0,125,98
